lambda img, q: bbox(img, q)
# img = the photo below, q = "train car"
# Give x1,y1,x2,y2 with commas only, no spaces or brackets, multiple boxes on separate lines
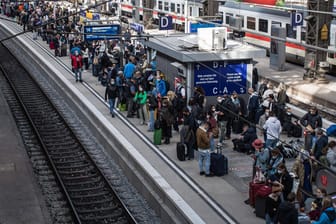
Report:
218,1,306,65
120,0,203,31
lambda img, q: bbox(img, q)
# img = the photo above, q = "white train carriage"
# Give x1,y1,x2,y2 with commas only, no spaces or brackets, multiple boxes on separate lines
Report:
120,0,203,29
219,1,306,65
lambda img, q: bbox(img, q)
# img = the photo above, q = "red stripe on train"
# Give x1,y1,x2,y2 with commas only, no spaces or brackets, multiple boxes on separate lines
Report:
245,32,305,50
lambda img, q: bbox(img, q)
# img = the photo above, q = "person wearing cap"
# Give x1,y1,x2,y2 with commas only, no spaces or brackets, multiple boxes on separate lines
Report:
252,139,270,176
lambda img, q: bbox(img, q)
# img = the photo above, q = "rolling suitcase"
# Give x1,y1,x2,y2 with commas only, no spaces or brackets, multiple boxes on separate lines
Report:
176,142,187,161
249,182,266,207
153,128,162,145
210,151,228,176
255,196,267,219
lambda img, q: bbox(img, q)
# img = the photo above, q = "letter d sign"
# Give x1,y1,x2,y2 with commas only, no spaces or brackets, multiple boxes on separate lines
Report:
159,16,173,30
291,12,303,27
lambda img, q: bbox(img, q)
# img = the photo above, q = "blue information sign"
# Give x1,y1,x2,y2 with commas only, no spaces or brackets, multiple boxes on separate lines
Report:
130,22,144,33
194,61,247,96
159,16,173,30
190,22,216,33
84,25,121,41
291,12,303,27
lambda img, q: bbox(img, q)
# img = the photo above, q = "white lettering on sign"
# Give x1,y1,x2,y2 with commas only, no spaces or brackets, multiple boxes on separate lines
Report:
213,61,218,69
226,72,242,83
194,73,218,85
222,87,228,93
213,87,218,95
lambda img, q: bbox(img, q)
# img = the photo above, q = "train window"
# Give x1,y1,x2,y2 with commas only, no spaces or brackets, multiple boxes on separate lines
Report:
164,2,169,11
272,21,281,27
301,27,306,42
177,4,180,14
171,3,175,12
247,16,256,30
286,24,297,39
226,13,233,25
158,1,162,10
182,4,184,14
259,19,268,33
189,6,192,16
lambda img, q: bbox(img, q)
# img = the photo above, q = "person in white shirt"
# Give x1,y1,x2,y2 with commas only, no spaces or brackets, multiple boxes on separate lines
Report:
263,111,282,149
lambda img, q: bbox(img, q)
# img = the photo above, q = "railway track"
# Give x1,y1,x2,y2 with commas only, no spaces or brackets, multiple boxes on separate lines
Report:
0,44,137,224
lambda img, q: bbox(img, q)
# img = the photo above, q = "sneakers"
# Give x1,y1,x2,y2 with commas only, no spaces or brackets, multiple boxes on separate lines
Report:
200,171,205,176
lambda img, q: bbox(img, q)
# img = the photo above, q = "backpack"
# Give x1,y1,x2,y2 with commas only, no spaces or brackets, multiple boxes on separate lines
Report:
327,125,336,137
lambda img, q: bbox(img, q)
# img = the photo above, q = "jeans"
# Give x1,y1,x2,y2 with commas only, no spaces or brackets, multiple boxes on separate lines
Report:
138,103,148,124
148,110,155,131
108,98,116,115
265,213,275,224
265,138,277,149
74,68,82,81
198,149,210,174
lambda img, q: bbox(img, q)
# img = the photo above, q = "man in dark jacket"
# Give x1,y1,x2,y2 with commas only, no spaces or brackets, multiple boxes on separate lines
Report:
105,78,119,117
312,128,328,161
232,123,257,154
247,88,260,124
275,192,298,224
300,106,323,150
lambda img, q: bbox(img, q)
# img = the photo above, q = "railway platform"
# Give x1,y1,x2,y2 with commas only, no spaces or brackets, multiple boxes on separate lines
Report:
0,82,50,223
255,56,336,116
1,16,336,224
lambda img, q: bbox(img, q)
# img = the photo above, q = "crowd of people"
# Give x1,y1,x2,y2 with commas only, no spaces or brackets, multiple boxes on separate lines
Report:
2,2,336,222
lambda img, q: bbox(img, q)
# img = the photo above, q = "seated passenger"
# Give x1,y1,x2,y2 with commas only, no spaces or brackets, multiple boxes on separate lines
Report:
232,123,257,154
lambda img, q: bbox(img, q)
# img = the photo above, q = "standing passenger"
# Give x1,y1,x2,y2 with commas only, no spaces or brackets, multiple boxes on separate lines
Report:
71,50,83,82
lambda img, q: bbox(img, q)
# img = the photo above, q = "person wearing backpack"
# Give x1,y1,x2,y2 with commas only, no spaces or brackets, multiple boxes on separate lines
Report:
312,196,336,224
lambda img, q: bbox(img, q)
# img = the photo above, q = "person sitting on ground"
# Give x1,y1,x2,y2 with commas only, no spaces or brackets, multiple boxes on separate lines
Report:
275,192,299,224
232,123,258,154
